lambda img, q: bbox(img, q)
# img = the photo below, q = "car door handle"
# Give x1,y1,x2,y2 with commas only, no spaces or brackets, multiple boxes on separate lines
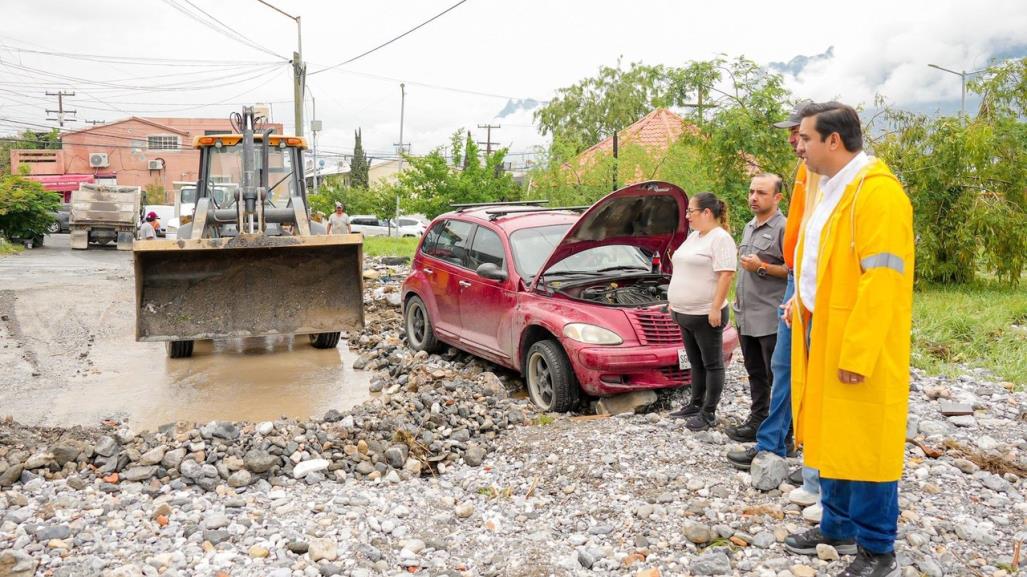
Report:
423,267,433,274
458,280,472,288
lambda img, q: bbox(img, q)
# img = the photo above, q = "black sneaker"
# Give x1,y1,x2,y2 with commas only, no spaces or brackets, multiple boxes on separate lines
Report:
685,414,715,431
725,419,761,443
726,446,758,470
669,403,701,419
788,467,804,485
836,547,899,577
784,527,857,556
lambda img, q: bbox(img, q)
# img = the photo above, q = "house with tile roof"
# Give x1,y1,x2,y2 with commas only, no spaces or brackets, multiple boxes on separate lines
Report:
565,108,698,185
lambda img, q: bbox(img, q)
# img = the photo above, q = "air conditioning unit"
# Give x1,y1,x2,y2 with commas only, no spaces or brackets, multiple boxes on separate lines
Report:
148,159,164,171
89,153,109,168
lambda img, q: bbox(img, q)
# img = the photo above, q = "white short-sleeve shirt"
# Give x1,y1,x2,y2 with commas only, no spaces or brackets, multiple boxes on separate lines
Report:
668,226,737,315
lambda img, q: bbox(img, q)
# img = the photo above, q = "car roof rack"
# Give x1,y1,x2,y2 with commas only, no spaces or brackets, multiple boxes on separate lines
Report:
452,200,548,212
484,206,590,220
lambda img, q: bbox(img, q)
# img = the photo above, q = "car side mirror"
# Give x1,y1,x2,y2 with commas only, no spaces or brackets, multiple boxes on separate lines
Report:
476,262,507,281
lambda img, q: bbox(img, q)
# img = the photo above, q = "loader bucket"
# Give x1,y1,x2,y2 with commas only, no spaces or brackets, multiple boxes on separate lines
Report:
133,234,364,342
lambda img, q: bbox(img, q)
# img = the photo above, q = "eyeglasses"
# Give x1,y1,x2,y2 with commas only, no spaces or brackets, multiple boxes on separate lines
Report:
685,208,705,215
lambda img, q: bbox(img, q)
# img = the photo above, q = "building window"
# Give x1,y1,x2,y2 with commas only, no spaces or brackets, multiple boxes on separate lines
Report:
204,130,231,136
147,135,180,150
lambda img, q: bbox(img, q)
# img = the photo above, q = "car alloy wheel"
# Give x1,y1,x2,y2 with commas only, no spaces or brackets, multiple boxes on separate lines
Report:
525,340,577,412
404,295,440,353
47,221,61,234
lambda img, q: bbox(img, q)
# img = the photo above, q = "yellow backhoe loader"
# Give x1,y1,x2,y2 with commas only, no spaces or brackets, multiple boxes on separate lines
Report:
133,107,363,358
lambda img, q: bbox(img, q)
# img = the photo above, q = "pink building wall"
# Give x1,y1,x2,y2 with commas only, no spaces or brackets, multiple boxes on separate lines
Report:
11,117,283,203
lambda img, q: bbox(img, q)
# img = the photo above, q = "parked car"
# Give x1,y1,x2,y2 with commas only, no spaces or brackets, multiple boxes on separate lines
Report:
143,205,175,238
395,216,427,238
349,215,398,237
400,181,739,412
48,203,71,234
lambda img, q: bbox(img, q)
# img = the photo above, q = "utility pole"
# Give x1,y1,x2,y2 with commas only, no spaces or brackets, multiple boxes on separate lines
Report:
476,123,500,156
396,83,407,171
682,84,716,127
392,83,408,235
612,131,618,192
45,91,76,127
84,119,106,126
310,95,322,195
257,0,303,136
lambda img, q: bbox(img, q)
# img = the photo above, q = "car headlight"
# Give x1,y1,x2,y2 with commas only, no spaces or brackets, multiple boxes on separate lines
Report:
562,323,623,345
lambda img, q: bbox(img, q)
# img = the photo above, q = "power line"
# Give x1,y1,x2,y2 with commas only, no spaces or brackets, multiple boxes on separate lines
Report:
309,0,469,75
1,46,280,67
160,0,288,60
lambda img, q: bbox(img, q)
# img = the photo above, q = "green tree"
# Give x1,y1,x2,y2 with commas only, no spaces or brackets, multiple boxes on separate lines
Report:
350,129,369,188
398,138,521,219
143,183,166,205
534,60,683,154
870,58,1027,285
0,171,61,241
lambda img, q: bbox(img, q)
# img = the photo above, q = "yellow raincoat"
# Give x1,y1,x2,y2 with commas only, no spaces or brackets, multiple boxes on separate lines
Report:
791,158,914,482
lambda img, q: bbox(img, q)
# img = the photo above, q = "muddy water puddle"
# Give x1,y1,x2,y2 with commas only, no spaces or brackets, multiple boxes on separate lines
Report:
50,335,372,431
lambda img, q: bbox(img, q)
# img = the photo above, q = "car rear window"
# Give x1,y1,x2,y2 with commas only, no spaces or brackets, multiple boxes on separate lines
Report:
422,219,473,267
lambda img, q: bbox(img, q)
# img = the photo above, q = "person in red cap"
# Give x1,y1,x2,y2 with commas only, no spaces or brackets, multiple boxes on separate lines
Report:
138,211,159,240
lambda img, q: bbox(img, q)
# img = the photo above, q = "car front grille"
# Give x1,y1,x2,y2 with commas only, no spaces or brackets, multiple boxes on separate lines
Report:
660,366,688,383
628,308,683,345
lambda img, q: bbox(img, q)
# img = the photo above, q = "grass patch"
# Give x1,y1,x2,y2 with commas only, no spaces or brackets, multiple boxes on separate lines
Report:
0,239,23,256
533,414,556,426
912,281,1027,387
361,236,419,259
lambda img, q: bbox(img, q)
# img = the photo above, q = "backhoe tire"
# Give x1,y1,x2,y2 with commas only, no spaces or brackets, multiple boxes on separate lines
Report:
404,295,441,353
167,340,194,358
310,332,341,349
525,340,579,413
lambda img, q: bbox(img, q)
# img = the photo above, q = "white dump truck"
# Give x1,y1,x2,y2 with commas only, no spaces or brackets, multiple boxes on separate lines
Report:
69,183,142,250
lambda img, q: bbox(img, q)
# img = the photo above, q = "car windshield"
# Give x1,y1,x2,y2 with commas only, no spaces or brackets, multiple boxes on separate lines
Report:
510,224,650,281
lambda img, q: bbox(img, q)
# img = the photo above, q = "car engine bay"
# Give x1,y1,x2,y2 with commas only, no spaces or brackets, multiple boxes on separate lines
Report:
555,276,670,306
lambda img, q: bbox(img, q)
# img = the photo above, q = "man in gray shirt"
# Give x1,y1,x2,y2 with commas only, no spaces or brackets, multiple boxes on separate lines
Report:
327,202,350,235
728,173,789,443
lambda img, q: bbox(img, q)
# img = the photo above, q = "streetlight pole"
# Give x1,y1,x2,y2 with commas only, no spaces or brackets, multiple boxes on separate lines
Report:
258,0,304,136
928,63,986,123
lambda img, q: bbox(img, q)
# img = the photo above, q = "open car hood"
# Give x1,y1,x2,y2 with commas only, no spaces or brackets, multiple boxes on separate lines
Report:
533,181,688,285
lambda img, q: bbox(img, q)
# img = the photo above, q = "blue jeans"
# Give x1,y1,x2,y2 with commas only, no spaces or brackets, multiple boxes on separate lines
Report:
754,273,821,494
820,478,899,554
754,273,794,456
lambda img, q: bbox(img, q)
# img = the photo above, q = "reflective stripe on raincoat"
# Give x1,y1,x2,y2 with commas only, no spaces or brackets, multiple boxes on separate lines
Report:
791,158,915,482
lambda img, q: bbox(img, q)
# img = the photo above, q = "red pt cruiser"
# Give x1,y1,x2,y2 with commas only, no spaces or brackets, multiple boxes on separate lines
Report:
401,181,739,412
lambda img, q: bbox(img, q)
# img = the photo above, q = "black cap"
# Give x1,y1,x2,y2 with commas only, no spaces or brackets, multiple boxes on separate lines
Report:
773,100,813,128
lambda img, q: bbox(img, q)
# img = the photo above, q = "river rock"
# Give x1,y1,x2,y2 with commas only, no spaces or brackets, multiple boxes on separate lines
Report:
243,449,277,473
292,459,329,479
750,451,788,490
690,550,732,575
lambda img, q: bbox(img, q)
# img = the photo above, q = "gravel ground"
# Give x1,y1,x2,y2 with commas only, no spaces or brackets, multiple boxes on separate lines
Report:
1,258,1024,577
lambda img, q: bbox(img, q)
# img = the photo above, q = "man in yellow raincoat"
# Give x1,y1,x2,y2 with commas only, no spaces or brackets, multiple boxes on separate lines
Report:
783,102,914,577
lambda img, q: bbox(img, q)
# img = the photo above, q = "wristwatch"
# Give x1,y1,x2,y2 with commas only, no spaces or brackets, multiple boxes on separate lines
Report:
757,265,768,279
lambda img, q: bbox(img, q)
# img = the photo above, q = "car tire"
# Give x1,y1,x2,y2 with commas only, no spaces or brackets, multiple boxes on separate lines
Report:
47,221,61,234
167,340,194,358
404,295,441,353
309,332,340,349
525,340,578,413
